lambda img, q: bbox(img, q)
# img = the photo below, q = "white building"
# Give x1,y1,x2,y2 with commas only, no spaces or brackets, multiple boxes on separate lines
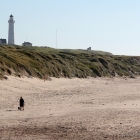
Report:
0,39,7,45
8,14,15,45
22,42,32,46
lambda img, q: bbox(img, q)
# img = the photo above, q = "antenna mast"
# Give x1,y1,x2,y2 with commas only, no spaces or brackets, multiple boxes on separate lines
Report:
56,29,57,49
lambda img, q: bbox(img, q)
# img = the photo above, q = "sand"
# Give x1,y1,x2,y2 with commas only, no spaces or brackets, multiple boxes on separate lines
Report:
0,76,140,139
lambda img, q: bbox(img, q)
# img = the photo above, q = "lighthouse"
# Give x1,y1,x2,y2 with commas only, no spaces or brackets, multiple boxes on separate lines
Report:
8,14,15,45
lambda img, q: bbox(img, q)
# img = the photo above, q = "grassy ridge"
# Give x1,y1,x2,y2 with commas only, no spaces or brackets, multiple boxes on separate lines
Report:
0,45,140,79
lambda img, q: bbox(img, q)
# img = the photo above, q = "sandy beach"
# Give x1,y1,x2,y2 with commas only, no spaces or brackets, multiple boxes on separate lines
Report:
0,76,140,139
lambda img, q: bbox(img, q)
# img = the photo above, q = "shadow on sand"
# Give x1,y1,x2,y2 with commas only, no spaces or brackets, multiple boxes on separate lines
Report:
6,109,19,112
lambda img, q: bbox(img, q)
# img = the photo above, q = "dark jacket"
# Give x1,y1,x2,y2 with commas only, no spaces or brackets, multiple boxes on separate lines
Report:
20,98,24,107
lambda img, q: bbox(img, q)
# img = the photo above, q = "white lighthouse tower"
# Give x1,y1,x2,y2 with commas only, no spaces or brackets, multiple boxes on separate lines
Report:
8,14,15,45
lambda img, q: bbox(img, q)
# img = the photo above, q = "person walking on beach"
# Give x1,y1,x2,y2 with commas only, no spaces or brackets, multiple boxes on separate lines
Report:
19,97,24,111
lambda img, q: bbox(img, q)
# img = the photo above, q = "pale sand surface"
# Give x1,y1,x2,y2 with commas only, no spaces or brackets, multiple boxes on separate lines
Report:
0,76,140,139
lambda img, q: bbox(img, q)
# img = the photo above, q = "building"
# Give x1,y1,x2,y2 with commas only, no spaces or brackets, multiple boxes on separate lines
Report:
8,14,15,45
87,47,91,51
0,39,7,45
22,42,32,46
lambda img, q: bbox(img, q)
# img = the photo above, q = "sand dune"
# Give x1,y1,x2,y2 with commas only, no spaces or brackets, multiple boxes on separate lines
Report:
0,76,140,139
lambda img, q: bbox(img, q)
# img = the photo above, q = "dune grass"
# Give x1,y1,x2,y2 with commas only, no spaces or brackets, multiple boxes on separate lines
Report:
0,45,140,79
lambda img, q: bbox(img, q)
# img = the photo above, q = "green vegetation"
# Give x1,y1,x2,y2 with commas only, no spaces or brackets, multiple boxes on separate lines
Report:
0,45,140,80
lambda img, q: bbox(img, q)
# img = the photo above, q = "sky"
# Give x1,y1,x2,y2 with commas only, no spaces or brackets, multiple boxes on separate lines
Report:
1,0,140,55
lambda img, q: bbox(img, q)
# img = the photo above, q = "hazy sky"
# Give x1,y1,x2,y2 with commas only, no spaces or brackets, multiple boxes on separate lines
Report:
1,0,140,55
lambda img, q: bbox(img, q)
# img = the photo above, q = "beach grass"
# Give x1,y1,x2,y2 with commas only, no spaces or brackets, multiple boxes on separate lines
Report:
0,45,140,79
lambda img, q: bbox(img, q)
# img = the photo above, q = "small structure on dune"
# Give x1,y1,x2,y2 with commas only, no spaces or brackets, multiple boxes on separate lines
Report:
0,39,7,45
87,47,91,51
22,42,32,46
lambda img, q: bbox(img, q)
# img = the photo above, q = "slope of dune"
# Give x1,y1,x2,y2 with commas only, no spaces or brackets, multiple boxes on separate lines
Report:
0,45,140,80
